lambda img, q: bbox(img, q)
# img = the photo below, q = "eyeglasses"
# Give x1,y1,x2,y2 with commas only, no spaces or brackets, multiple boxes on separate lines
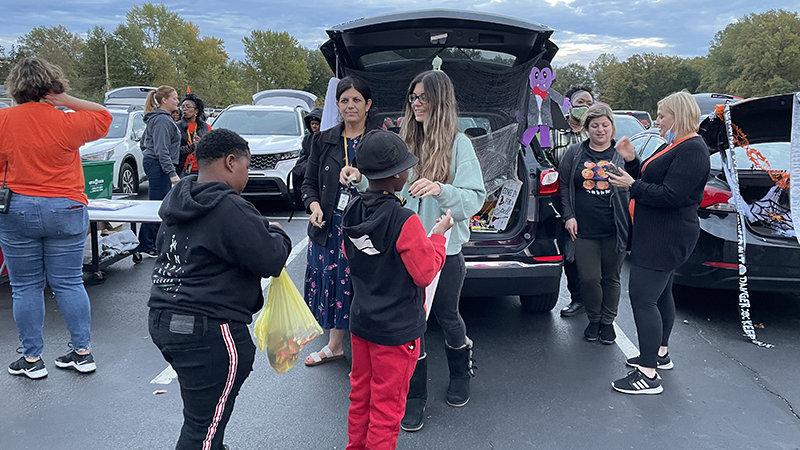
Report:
408,93,428,104
181,105,196,110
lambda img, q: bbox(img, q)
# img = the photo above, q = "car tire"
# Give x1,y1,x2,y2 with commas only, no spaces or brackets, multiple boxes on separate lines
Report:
520,291,559,313
119,161,139,194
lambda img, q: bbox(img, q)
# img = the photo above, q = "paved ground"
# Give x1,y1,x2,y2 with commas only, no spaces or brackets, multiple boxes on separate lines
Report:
1,189,799,450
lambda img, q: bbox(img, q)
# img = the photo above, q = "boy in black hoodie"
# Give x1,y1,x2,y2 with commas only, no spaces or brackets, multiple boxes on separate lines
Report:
148,128,291,450
342,130,452,450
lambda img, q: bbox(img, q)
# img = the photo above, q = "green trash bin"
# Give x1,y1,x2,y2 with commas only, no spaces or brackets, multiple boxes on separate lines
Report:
82,160,115,199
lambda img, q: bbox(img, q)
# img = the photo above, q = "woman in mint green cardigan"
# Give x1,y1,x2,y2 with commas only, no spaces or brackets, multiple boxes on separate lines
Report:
399,70,485,432
340,70,485,432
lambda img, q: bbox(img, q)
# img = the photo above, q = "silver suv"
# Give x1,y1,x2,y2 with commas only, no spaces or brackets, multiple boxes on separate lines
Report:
211,105,306,201
80,106,147,194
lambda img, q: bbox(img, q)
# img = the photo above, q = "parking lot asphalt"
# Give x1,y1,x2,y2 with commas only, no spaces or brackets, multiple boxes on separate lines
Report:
1,191,799,450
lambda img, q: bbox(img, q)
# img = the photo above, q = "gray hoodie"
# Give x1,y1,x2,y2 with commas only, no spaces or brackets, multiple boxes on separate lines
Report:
142,109,181,179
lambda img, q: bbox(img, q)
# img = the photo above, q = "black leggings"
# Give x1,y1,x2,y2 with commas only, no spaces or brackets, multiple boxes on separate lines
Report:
419,253,468,356
628,264,676,369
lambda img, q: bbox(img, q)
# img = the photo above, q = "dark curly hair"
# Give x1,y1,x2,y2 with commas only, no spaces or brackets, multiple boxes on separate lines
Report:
564,84,594,103
196,129,250,167
181,93,207,122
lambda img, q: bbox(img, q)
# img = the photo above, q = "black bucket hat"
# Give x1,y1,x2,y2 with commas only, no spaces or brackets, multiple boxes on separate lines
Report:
355,130,419,180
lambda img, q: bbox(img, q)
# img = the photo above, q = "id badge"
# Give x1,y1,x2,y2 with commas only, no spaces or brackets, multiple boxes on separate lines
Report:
336,191,351,211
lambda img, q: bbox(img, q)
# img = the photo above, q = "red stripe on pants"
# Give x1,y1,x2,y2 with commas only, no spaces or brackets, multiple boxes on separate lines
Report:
347,334,420,450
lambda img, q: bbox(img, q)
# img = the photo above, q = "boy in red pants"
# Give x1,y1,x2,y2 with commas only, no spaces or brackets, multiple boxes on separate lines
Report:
342,130,452,450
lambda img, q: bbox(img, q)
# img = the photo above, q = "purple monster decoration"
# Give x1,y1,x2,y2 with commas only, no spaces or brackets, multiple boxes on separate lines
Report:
521,66,571,148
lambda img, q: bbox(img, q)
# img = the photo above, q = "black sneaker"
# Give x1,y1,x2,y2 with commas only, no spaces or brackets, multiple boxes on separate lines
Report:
8,357,48,379
612,369,663,395
626,353,673,370
584,322,600,341
599,323,616,345
55,350,96,373
560,301,585,317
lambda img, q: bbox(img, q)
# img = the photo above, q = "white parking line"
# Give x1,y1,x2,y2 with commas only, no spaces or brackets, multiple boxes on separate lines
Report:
613,323,639,359
150,237,310,385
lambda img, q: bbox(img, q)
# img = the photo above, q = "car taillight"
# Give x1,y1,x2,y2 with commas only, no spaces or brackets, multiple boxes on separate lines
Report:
539,169,559,196
700,185,735,212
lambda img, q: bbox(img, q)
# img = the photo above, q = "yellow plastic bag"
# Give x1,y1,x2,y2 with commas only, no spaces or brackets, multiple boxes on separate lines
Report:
253,269,323,374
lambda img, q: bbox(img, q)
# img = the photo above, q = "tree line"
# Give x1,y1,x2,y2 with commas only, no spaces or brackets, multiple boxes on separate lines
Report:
1,5,798,114
0,3,333,107
551,9,800,115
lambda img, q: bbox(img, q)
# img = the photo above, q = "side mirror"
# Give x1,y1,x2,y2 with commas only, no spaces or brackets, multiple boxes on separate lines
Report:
131,131,140,141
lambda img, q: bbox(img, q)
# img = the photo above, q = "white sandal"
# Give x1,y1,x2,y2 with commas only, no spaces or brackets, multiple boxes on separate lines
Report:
304,345,344,366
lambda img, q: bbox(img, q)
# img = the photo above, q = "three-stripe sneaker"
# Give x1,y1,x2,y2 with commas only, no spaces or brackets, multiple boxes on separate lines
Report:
612,369,663,395
55,350,97,373
626,353,673,370
8,357,48,379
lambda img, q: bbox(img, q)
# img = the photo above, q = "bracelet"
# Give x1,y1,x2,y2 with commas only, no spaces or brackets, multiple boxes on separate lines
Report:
628,180,635,189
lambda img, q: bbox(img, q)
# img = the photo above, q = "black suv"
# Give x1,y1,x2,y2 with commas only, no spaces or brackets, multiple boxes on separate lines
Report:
321,10,565,312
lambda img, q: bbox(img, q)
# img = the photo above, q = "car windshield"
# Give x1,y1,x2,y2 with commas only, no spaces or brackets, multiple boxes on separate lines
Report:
710,142,790,170
212,110,300,135
694,95,741,116
614,115,645,140
104,113,129,139
360,47,516,70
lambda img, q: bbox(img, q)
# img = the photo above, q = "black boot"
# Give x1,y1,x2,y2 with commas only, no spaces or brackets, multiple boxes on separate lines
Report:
445,339,474,407
401,355,427,432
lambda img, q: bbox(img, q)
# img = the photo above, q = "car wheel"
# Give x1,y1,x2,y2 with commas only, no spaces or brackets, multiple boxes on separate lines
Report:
520,291,559,313
119,162,138,194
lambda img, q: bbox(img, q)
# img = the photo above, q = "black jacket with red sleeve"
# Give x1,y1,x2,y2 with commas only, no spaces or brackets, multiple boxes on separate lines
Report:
342,191,447,346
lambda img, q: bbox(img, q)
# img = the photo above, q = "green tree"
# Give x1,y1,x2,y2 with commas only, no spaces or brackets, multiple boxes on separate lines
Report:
305,47,333,100
592,53,700,114
18,25,85,89
242,30,309,91
0,45,25,83
79,26,151,102
551,62,594,96
701,9,800,97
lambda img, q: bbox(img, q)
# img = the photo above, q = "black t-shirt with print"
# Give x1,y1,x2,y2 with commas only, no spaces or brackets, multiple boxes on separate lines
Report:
574,145,616,239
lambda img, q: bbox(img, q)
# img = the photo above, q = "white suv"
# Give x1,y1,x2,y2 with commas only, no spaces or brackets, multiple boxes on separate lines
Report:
80,106,147,194
211,105,305,201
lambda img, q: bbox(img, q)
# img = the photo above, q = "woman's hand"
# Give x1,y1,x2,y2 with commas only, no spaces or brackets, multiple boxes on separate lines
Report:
616,137,636,162
170,175,180,185
431,210,454,236
340,166,362,185
565,218,578,241
607,168,634,189
409,178,442,199
43,92,71,107
309,202,326,228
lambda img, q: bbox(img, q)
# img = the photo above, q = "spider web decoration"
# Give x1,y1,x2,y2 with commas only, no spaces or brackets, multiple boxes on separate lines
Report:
714,104,791,233
747,185,794,234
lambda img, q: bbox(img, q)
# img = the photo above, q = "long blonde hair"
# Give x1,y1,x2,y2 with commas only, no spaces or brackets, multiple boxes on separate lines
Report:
144,85,176,114
399,70,458,184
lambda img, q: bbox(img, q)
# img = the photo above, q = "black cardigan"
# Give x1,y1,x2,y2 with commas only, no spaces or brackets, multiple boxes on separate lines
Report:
301,124,350,246
628,136,710,271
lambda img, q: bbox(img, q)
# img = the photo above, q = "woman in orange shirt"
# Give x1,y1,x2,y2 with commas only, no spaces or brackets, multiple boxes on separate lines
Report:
0,58,112,379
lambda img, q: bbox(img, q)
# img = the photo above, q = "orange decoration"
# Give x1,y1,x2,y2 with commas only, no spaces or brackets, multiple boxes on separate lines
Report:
714,105,790,189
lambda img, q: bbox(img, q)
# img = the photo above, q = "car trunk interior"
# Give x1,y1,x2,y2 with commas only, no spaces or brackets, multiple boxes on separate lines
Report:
715,170,795,240
373,109,528,237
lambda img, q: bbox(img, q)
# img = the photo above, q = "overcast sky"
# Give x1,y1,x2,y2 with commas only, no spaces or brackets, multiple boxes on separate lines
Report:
0,1,795,66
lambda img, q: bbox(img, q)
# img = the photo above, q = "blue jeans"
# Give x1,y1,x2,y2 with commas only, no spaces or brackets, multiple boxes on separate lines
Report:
0,193,92,358
138,156,173,253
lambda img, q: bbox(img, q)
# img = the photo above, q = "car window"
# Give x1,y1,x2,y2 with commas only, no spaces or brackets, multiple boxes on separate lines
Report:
360,47,516,70
614,115,645,140
105,113,130,139
709,142,790,170
131,113,145,137
642,136,666,159
212,110,301,135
